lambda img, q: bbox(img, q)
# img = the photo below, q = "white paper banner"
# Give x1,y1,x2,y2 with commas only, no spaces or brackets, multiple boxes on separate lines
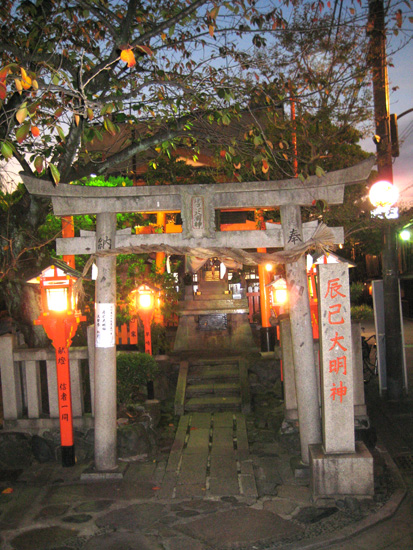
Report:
95,303,115,348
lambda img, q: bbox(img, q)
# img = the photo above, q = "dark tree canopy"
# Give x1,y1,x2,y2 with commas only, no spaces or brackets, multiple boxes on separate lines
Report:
1,0,411,184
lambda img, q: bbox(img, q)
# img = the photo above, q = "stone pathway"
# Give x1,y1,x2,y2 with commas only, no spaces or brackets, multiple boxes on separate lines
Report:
157,411,258,499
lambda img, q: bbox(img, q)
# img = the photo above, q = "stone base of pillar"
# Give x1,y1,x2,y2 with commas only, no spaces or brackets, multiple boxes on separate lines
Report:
290,456,310,480
260,326,275,352
309,442,374,500
81,461,128,481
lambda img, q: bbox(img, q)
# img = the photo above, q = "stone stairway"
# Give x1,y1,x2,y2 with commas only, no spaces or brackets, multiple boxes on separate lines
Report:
175,357,251,415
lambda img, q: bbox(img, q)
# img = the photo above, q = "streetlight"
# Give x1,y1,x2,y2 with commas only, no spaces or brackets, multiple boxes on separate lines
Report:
30,265,85,467
368,179,404,399
369,180,400,219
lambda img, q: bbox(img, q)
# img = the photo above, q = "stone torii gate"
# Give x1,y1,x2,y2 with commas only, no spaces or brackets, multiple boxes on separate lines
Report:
22,158,374,473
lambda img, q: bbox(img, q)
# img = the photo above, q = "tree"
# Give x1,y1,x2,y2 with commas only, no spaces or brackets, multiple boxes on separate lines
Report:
1,0,411,184
1,0,412,343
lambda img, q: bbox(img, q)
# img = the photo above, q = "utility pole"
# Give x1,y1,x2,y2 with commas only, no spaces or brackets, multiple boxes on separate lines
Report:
368,0,404,400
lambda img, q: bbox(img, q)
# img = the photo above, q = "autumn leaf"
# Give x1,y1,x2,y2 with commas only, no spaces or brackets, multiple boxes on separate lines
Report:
49,163,60,185
16,106,28,124
0,66,9,80
315,165,325,177
87,108,94,120
0,81,6,100
262,159,269,174
395,9,402,29
209,6,220,20
74,114,80,126
1,141,13,160
34,156,43,173
120,49,136,67
209,25,214,37
104,117,117,136
16,122,30,143
14,79,22,94
56,125,66,141
233,162,241,169
31,125,40,137
136,44,153,56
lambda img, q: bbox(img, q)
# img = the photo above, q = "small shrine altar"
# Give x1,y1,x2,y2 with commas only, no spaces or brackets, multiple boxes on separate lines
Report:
173,259,256,353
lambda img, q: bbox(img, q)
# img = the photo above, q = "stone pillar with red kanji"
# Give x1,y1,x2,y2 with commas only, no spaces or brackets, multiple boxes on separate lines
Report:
310,263,374,500
318,263,354,453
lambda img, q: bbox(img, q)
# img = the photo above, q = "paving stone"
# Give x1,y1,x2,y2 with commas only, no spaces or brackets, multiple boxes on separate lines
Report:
155,472,176,499
239,474,258,497
275,484,311,504
208,476,240,496
62,513,93,523
10,527,79,550
74,500,114,513
176,509,201,518
166,535,210,550
213,413,234,428
294,506,338,524
44,483,123,505
185,428,210,454
190,413,212,429
174,499,226,514
117,481,159,499
95,503,168,530
35,504,70,520
210,456,237,478
263,499,298,517
178,455,207,484
83,531,163,550
0,486,42,529
178,508,303,547
239,460,254,475
166,450,183,472
174,483,207,498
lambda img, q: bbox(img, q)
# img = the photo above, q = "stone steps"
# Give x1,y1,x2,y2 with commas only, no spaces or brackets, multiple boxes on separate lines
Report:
188,366,240,383
175,356,251,416
186,382,240,398
185,395,242,412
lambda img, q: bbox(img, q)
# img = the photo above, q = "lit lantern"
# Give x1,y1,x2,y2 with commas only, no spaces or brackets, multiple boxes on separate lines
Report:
29,265,85,467
131,283,159,356
271,277,288,306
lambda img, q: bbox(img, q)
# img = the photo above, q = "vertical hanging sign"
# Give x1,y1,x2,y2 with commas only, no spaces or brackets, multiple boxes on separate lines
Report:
96,303,115,348
318,263,355,454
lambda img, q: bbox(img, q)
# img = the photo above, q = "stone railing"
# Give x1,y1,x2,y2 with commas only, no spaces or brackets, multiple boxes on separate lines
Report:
0,327,95,434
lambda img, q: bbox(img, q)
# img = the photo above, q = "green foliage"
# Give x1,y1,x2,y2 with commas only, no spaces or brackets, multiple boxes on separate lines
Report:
351,304,374,321
78,175,134,187
137,323,169,355
350,282,365,305
116,352,159,404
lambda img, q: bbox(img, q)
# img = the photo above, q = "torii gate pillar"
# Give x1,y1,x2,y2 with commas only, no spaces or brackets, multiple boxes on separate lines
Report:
94,212,118,471
281,205,322,465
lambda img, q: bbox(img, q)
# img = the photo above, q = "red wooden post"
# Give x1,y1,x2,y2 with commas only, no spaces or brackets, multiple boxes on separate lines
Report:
55,345,74,450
